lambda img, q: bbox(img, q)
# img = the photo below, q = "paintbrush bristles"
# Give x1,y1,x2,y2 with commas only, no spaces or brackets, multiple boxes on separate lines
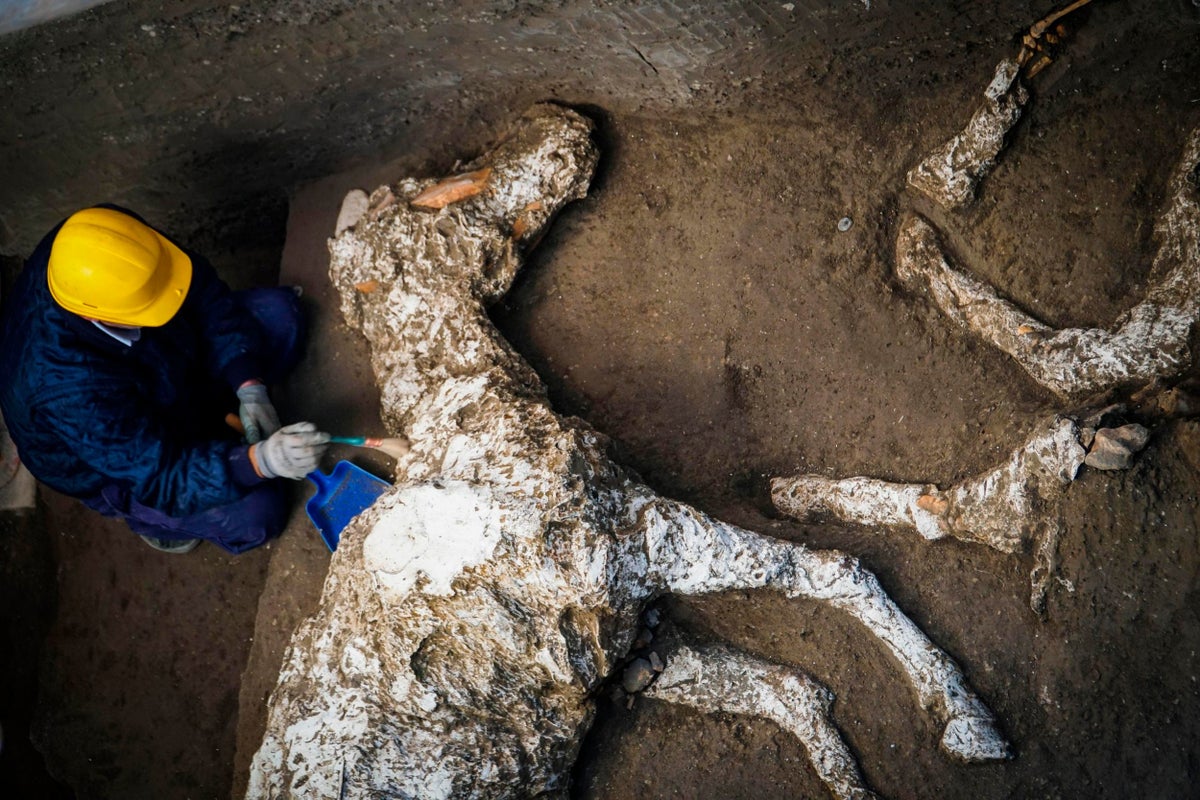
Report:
365,437,410,460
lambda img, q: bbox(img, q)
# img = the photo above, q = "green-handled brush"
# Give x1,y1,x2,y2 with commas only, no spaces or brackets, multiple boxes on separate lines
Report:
226,413,410,460
329,435,410,460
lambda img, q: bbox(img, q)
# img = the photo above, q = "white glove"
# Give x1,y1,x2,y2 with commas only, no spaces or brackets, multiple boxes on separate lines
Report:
253,422,330,480
236,382,280,444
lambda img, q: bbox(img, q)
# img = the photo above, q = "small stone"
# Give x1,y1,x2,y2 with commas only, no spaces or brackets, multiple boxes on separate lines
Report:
1084,424,1151,471
648,651,665,672
1084,442,1131,471
1078,426,1096,449
837,216,853,232
633,628,653,650
622,658,655,693
644,608,661,627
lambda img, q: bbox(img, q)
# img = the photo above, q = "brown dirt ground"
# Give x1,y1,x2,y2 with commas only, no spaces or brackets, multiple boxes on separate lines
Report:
3,1,1200,799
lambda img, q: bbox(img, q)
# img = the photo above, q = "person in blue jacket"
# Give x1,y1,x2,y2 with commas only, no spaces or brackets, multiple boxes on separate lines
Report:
0,205,330,554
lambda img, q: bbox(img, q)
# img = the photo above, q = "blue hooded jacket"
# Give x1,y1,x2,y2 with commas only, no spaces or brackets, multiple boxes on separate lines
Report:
0,207,265,517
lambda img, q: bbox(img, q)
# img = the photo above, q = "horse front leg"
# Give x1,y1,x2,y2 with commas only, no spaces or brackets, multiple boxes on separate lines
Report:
898,127,1200,402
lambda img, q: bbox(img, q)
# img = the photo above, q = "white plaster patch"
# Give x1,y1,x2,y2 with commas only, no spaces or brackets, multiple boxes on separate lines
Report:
363,482,501,601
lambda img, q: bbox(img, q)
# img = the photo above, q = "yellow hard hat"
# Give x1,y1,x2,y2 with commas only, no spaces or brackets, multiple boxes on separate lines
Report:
47,207,193,327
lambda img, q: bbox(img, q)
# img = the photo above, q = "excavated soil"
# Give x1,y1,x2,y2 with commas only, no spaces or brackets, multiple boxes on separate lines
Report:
2,1,1200,799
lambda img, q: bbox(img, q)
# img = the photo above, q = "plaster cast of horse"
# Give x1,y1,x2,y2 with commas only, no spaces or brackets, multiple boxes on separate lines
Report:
246,104,1009,800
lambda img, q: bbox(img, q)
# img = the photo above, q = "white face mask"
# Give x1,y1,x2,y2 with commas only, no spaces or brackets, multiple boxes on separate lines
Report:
87,319,143,346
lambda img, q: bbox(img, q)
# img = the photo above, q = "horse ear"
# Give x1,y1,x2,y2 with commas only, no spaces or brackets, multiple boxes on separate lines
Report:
335,189,370,236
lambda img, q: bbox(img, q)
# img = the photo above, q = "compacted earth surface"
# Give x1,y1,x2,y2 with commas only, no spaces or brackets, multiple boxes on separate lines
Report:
2,1,1199,798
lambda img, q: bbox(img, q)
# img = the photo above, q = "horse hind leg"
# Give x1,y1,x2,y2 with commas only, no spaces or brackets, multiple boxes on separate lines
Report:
636,497,1012,763
643,640,879,800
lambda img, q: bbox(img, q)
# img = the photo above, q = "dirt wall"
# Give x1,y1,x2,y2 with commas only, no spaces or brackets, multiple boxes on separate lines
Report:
0,0,1046,263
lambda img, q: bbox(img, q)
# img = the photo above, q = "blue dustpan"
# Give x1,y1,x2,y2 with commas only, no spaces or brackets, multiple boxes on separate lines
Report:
305,460,392,551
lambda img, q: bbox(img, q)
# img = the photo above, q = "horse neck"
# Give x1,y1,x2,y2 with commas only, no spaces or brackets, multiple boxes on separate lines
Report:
364,268,545,434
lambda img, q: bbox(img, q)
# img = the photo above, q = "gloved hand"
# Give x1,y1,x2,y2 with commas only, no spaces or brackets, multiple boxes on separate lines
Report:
252,422,330,480
236,381,280,444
